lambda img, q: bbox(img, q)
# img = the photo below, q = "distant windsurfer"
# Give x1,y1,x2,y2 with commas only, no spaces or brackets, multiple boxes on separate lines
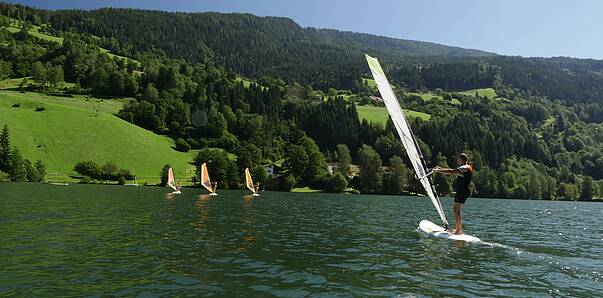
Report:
433,153,473,235
176,180,182,192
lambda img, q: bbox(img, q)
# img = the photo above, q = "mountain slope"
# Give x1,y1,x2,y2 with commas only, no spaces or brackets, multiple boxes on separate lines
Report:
46,9,493,59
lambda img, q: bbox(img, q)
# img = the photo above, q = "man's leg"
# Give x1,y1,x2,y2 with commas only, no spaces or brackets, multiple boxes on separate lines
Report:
453,202,463,235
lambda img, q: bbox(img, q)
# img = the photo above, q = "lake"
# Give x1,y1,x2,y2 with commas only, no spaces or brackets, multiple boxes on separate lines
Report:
0,183,601,297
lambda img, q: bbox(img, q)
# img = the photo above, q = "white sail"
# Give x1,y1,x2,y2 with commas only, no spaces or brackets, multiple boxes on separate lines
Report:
365,54,449,227
167,167,177,191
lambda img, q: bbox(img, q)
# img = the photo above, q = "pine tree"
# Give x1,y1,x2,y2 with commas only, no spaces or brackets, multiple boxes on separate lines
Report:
34,160,46,180
0,124,11,172
24,159,41,182
159,164,172,186
8,147,26,182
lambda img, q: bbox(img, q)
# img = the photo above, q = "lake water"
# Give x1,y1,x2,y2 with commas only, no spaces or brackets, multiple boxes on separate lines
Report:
0,183,601,297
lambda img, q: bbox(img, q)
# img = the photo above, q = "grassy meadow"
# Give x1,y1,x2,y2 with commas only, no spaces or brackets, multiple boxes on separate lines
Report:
356,105,430,125
5,23,64,44
457,88,497,99
362,78,377,89
0,91,196,184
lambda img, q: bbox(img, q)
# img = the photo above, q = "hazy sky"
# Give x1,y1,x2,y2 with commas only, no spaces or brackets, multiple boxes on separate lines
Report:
7,0,603,59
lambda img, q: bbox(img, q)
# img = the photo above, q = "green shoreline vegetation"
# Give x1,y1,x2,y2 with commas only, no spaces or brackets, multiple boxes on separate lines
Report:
0,3,601,200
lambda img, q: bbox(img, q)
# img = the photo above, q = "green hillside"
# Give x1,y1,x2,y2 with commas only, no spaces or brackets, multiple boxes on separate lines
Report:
362,78,377,89
0,77,29,89
457,88,497,99
4,17,136,63
357,105,430,125
5,23,63,44
0,91,196,184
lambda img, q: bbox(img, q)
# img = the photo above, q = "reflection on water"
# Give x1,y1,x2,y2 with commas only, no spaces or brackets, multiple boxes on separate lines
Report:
0,183,601,297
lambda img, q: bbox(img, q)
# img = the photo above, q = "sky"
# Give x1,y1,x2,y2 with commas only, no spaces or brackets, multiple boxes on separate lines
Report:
7,0,603,59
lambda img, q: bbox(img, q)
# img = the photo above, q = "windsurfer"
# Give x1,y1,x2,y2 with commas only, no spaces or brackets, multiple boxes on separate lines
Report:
433,153,473,235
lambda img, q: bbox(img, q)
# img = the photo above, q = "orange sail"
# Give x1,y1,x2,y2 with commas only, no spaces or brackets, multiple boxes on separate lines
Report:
200,163,214,193
245,167,256,194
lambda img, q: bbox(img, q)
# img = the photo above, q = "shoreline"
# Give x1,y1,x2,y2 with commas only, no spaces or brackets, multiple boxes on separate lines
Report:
1,181,601,202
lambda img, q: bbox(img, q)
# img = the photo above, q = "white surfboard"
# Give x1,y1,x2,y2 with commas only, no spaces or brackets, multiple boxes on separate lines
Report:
418,220,481,242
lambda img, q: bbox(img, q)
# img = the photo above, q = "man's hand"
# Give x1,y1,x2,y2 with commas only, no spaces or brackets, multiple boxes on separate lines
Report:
432,166,442,173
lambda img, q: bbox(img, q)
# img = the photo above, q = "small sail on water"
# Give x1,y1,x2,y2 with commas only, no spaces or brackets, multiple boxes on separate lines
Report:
167,167,176,190
200,163,218,195
245,167,259,196
365,54,449,228
167,167,179,193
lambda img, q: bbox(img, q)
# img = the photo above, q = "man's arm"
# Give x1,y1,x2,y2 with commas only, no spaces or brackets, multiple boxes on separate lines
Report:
433,166,459,176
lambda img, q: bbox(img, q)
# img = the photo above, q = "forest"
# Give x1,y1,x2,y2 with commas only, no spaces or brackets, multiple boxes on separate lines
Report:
0,2,601,200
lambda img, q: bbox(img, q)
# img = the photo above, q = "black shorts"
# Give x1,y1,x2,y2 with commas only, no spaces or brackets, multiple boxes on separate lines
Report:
454,192,470,204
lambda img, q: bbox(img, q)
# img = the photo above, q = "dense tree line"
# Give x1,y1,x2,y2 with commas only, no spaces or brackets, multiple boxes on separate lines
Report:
73,160,135,184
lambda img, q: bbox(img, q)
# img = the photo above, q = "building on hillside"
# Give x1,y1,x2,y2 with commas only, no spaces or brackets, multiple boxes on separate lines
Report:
327,162,339,174
264,164,276,176
370,96,384,104
264,159,284,177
